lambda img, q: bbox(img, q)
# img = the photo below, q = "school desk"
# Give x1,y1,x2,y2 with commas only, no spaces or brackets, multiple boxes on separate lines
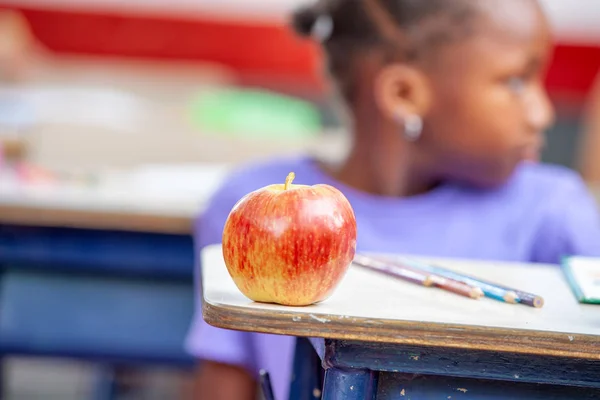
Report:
201,243,600,400
0,165,232,399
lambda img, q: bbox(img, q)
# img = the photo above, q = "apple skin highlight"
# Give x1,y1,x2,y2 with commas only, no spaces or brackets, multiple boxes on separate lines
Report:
222,172,357,306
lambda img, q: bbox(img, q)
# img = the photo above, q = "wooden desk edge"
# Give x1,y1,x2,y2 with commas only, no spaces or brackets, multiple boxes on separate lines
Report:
0,204,193,235
202,300,600,360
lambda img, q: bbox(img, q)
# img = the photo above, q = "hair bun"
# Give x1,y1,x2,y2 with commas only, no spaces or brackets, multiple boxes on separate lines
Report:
292,5,334,42
291,6,320,38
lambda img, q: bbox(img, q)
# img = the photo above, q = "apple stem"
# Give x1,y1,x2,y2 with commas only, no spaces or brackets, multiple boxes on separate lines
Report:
284,172,295,190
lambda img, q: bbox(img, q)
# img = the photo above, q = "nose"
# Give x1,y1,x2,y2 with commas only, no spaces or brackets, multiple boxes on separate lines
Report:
526,84,555,132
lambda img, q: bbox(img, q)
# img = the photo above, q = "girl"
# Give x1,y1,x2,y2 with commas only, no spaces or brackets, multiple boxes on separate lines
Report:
186,0,600,399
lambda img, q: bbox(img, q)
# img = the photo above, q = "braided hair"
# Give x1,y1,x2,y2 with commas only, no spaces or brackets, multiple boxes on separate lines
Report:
292,0,480,101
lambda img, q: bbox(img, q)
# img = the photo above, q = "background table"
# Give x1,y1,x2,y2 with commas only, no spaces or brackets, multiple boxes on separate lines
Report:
0,162,232,398
201,244,600,400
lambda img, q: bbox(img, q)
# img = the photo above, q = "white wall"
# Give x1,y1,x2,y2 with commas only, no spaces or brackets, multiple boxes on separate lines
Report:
541,0,600,43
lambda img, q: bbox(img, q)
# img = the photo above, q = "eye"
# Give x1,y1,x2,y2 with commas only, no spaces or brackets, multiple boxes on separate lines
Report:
507,76,527,94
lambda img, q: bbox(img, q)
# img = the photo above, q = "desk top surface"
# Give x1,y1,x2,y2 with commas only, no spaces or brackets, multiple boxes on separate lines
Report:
0,57,348,233
202,244,600,359
0,164,229,234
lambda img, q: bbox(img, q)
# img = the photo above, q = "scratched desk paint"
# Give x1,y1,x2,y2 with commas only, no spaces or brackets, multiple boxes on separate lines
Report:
201,244,600,400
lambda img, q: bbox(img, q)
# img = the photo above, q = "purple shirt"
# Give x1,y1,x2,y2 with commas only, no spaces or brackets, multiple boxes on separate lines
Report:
185,156,600,399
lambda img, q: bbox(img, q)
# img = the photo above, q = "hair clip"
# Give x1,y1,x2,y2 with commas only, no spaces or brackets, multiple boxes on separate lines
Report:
311,14,333,42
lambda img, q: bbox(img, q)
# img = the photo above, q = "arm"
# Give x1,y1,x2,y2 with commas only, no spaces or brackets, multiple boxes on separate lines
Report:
531,172,600,263
577,73,600,183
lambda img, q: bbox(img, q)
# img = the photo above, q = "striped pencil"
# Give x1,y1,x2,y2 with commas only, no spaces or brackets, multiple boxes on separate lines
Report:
353,254,483,299
433,261,544,307
353,254,433,286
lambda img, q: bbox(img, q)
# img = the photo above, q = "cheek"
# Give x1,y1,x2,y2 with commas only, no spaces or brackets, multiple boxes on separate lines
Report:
426,88,524,154
420,91,529,188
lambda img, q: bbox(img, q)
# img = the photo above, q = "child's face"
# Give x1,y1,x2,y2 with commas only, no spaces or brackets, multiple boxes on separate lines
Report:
421,0,554,187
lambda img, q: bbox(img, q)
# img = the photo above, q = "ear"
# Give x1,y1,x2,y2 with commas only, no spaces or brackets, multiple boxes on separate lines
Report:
374,63,432,122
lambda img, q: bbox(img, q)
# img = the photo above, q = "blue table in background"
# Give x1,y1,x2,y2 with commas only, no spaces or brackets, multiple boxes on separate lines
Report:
201,244,600,400
0,216,197,397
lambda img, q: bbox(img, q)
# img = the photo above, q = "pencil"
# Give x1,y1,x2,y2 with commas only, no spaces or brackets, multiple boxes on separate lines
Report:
393,257,522,305
259,370,276,400
353,254,433,286
512,292,544,308
429,275,484,299
432,264,543,306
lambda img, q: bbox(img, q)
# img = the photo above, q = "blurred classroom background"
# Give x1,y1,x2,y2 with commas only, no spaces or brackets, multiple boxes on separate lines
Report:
0,0,599,399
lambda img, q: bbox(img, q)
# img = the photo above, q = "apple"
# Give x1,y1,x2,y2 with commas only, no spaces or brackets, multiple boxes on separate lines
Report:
222,172,357,306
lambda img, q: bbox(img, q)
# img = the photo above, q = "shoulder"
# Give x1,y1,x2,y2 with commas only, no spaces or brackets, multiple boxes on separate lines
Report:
508,163,596,226
511,164,600,261
473,163,591,212
508,163,591,206
514,163,586,192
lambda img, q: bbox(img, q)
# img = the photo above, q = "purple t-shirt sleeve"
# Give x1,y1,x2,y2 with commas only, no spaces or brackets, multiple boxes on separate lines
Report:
531,173,600,263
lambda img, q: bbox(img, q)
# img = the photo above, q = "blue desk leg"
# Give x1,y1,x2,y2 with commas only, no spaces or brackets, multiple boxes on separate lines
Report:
290,338,323,400
92,366,118,400
0,357,4,398
322,367,378,400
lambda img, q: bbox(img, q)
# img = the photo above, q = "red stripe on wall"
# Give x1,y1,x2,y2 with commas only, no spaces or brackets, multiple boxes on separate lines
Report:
546,44,600,98
3,6,600,100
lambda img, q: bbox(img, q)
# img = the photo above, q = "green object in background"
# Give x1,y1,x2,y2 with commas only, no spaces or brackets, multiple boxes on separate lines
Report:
189,88,322,139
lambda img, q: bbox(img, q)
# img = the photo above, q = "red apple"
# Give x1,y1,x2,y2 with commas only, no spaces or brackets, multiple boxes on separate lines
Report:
222,172,357,306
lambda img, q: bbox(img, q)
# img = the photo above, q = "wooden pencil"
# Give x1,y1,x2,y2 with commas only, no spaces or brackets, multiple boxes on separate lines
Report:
353,254,433,286
429,275,484,299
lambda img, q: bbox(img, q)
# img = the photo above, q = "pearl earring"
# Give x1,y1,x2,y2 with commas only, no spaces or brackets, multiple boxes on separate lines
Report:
403,114,423,142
